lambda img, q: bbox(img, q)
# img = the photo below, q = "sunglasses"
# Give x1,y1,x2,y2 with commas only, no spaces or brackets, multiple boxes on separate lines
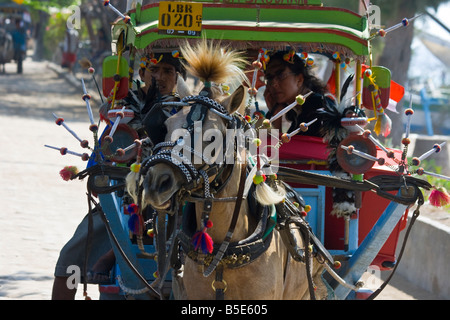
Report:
264,71,296,85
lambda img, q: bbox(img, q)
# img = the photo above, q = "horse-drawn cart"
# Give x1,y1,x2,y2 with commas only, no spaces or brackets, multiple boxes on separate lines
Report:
48,0,449,300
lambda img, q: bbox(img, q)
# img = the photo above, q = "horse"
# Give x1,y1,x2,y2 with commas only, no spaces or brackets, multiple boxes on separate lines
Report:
127,40,329,300
0,28,14,73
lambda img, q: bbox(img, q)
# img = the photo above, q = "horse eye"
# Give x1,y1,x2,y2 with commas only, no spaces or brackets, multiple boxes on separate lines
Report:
177,137,185,146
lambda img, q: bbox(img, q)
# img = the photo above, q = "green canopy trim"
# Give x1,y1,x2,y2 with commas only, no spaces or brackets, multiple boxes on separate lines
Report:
115,2,369,57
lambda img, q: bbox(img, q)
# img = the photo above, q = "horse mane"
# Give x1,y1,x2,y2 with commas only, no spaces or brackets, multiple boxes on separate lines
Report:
179,39,249,88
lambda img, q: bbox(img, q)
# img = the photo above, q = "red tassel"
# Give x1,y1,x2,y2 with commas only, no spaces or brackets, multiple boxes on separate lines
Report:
128,213,143,235
192,221,214,254
429,187,450,207
59,166,79,181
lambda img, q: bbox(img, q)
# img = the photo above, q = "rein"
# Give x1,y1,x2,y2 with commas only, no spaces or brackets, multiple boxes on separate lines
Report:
203,155,247,277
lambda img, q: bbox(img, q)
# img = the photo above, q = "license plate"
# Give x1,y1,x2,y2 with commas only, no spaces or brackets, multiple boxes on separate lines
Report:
158,1,203,36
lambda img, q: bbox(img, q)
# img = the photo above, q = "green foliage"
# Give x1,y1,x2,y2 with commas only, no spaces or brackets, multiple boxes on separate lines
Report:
22,0,80,11
42,11,69,60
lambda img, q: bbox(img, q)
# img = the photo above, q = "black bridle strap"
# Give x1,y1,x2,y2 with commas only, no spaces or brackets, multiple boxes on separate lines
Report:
203,156,247,277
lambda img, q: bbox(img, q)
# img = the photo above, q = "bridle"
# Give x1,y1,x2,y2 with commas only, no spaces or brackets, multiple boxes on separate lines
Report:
136,94,251,212
133,94,253,297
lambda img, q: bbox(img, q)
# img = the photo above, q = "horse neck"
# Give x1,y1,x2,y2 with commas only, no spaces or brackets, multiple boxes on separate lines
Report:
195,162,254,243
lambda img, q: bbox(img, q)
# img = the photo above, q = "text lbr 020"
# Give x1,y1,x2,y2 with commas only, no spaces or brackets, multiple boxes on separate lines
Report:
158,1,203,36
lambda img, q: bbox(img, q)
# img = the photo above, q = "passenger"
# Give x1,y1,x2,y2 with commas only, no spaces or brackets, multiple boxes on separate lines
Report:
263,50,333,137
51,50,185,300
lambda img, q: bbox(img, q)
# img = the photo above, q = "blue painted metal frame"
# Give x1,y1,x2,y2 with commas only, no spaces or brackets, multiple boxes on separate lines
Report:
294,171,409,300
294,186,326,243
294,170,359,252
98,192,159,299
333,196,409,299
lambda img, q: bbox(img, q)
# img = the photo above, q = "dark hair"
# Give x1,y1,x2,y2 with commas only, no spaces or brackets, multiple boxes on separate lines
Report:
267,50,327,95
142,51,186,80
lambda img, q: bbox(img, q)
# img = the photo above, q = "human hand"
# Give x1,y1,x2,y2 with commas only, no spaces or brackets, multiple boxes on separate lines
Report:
263,87,275,112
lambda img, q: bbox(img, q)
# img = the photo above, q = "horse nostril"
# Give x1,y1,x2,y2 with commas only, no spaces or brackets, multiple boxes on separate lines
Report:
157,174,173,193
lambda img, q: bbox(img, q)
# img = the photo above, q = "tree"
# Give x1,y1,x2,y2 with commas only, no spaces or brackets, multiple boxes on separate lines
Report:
324,0,448,145
372,0,449,146
20,0,79,60
12,0,126,60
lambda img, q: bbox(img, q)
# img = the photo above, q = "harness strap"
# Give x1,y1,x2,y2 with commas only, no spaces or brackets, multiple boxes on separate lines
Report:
153,210,180,296
155,211,167,297
302,225,316,300
213,264,226,300
203,158,247,277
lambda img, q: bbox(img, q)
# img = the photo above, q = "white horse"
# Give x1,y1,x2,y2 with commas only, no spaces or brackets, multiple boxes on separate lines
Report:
127,40,328,300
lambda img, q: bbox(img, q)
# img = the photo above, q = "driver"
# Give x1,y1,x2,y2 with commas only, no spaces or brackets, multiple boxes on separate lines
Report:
51,50,186,300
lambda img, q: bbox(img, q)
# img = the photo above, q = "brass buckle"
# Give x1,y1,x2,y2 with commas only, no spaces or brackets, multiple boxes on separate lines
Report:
211,279,227,292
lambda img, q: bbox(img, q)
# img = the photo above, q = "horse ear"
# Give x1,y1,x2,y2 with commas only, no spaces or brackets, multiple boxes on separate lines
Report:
221,85,246,114
176,74,192,99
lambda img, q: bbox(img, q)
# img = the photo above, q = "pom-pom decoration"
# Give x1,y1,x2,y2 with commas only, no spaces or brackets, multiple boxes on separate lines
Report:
59,166,79,181
127,203,139,214
172,50,180,58
192,220,214,254
259,48,270,70
128,213,143,235
429,187,450,207
253,173,266,185
283,49,296,64
130,162,141,173
332,51,340,61
269,92,313,124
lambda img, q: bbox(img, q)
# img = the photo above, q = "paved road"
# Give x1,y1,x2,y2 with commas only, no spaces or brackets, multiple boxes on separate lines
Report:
0,57,443,300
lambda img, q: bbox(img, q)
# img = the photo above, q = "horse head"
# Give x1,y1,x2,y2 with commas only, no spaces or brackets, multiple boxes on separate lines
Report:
128,39,286,218
127,39,251,212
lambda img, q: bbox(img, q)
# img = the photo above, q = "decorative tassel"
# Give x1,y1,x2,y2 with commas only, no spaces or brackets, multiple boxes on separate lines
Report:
192,220,214,254
429,187,450,207
127,203,138,214
59,166,79,181
373,112,392,137
128,213,143,235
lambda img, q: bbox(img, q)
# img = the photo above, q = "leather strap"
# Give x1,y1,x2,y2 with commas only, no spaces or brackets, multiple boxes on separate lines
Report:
203,157,247,277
